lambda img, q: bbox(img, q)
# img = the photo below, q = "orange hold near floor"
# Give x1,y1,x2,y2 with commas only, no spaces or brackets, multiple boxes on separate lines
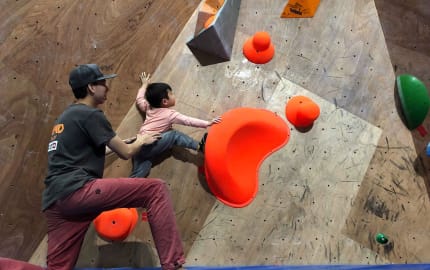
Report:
93,208,139,242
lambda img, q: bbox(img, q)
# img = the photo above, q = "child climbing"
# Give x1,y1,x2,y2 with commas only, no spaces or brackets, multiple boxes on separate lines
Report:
130,72,221,178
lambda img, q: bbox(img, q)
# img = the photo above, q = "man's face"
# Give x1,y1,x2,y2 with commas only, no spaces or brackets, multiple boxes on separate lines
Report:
91,80,109,104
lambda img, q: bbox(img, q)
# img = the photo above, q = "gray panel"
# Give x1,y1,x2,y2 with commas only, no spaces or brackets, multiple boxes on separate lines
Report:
187,0,241,65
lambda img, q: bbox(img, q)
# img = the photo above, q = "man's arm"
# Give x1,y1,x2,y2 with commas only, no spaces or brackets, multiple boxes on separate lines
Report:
105,137,136,155
107,133,160,160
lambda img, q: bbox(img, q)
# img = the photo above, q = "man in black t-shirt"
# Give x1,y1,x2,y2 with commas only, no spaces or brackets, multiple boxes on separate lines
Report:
0,64,185,270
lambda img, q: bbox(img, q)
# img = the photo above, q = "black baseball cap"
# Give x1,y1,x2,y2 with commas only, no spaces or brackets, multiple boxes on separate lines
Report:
69,64,117,90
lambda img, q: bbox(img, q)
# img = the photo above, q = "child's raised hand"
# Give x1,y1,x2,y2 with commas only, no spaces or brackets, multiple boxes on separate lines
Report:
140,72,151,85
209,116,222,126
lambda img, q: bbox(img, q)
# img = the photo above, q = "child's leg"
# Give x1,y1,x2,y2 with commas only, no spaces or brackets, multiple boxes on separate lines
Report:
130,158,152,178
134,130,196,161
55,178,185,270
162,130,198,150
141,130,198,155
131,130,199,177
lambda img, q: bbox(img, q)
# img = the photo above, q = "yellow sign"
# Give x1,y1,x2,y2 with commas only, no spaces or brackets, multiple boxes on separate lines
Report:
281,0,321,18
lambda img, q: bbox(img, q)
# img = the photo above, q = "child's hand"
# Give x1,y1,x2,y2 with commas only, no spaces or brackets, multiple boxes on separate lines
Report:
209,116,222,126
140,72,151,85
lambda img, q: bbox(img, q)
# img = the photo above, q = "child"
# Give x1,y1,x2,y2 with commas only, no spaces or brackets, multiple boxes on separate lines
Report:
131,72,221,177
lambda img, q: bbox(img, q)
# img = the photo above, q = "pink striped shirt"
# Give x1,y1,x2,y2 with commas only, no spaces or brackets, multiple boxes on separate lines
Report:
136,86,210,134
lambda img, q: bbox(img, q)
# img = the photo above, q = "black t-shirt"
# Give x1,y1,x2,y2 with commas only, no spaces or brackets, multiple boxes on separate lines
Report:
42,103,116,210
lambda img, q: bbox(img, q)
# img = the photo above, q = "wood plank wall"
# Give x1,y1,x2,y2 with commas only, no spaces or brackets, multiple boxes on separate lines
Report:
0,0,429,265
344,0,430,261
0,0,200,260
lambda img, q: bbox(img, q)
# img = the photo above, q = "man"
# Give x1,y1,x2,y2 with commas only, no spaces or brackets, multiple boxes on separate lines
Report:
0,64,185,270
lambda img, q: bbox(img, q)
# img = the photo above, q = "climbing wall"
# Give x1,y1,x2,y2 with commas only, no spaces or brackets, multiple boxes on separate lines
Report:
187,78,383,264
26,0,430,268
0,0,201,262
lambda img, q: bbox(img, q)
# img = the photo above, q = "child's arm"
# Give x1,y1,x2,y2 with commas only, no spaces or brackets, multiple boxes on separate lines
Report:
174,113,221,128
136,72,151,111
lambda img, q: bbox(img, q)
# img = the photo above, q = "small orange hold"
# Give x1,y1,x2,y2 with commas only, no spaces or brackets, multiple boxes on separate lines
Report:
204,15,216,29
243,31,275,64
252,31,271,51
285,96,320,128
93,208,138,242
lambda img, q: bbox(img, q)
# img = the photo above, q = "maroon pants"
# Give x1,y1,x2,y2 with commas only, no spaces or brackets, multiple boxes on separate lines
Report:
0,177,185,270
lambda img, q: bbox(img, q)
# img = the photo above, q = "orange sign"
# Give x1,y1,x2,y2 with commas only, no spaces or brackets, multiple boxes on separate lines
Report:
281,0,321,18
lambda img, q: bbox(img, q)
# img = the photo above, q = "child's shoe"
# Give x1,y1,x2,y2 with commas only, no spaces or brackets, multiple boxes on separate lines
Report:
198,133,208,153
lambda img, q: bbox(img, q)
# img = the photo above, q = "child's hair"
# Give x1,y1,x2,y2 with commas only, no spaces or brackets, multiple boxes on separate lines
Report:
145,83,172,108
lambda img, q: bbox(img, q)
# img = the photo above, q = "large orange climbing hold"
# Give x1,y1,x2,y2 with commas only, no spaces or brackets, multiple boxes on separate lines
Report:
285,96,320,128
93,208,138,242
243,31,275,64
204,107,290,207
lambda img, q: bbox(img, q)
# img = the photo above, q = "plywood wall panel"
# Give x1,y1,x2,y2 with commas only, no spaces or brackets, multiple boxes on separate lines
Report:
3,0,430,267
98,0,430,266
0,0,200,261
0,0,33,43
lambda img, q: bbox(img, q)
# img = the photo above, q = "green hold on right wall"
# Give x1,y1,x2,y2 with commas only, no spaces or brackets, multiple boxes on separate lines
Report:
396,74,430,130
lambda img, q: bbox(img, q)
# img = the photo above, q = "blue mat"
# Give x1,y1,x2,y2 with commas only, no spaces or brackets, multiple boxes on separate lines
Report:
77,264,430,270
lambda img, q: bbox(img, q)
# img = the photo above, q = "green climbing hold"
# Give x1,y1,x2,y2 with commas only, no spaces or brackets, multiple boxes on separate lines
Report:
375,233,388,244
396,74,430,130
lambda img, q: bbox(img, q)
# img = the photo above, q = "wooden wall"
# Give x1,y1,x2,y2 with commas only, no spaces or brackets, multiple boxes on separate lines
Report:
1,0,430,267
0,0,200,261
344,0,430,262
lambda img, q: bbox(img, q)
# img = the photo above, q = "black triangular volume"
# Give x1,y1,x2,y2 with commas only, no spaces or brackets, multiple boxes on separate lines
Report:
186,0,241,66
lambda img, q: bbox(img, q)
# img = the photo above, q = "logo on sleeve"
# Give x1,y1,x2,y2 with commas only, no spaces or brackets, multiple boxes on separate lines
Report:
48,123,64,152
48,140,58,152
50,123,64,140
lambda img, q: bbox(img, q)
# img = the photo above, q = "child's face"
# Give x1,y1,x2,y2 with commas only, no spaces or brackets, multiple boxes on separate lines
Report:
163,90,176,107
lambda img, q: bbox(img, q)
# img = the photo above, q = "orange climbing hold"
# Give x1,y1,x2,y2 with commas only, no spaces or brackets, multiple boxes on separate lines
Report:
285,96,320,128
243,31,275,64
196,0,224,32
204,107,290,208
204,15,216,29
280,0,321,18
93,208,138,242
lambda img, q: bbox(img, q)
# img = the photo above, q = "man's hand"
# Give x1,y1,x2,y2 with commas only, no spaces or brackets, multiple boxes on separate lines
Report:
140,72,151,85
107,133,161,160
123,137,137,144
136,132,161,145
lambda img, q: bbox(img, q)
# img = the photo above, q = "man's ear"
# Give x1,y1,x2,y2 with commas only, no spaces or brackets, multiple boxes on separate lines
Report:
87,84,96,95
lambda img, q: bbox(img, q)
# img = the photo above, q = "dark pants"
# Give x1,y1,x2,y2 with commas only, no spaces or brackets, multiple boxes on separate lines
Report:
0,177,185,270
131,130,198,177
